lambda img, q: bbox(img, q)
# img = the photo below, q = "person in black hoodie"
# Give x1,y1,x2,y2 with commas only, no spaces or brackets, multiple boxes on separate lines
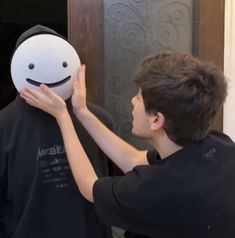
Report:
0,25,114,238
20,52,235,238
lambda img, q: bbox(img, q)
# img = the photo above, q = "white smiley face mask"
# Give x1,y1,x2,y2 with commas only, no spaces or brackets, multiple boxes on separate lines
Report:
11,32,80,100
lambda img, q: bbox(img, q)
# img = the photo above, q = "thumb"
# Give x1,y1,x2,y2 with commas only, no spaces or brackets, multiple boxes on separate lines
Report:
40,84,54,96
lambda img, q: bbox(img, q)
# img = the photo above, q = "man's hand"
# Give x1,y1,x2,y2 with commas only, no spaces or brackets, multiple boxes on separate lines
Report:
20,84,67,120
72,65,89,116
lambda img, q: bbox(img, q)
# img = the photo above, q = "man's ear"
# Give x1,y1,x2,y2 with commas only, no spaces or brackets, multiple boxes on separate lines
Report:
150,112,165,131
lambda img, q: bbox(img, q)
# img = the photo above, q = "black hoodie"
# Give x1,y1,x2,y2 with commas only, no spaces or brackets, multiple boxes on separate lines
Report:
0,96,114,238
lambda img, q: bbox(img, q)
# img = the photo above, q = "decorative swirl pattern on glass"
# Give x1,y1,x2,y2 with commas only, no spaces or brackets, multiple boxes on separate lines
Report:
104,0,193,149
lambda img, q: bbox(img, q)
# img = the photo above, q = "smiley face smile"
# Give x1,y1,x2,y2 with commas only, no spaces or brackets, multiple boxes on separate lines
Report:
26,75,71,88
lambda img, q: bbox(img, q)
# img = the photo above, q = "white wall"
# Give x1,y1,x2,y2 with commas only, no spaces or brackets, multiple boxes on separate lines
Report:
223,0,235,141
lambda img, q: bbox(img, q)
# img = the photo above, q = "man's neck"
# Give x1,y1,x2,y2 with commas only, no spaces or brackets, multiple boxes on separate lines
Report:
149,132,183,160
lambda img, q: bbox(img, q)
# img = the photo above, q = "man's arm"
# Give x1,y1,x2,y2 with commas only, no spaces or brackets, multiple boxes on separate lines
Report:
19,65,149,201
56,110,97,202
74,109,147,173
20,86,97,202
19,84,146,202
72,65,148,173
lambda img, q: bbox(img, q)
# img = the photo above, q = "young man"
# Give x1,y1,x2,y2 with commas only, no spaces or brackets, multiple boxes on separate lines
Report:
20,52,235,238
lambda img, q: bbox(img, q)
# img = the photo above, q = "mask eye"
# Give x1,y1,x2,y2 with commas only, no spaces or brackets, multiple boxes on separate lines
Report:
28,63,35,70
62,62,68,68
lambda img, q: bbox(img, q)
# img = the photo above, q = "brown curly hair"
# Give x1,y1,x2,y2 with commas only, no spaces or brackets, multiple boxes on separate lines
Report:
133,52,227,146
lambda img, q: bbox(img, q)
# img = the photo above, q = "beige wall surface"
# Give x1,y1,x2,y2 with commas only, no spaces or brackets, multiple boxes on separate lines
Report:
224,0,235,140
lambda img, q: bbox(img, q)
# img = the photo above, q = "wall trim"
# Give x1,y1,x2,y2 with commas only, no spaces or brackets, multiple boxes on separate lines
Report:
223,0,235,140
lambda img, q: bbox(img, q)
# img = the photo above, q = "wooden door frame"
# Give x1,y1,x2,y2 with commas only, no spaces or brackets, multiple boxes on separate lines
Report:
67,0,104,104
198,0,225,131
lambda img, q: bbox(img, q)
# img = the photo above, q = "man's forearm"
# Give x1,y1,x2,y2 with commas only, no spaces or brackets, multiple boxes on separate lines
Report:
57,110,97,202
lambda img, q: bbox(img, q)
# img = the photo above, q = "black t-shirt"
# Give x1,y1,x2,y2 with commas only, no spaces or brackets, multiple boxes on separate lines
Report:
0,96,114,238
94,132,235,238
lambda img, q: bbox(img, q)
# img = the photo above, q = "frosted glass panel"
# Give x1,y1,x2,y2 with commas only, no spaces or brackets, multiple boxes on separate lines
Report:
103,0,194,148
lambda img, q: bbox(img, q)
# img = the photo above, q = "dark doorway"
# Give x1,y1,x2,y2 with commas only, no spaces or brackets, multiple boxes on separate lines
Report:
0,0,67,110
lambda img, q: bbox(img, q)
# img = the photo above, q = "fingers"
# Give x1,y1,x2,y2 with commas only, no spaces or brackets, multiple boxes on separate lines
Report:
21,87,41,99
20,84,50,107
21,84,56,100
40,84,55,98
79,64,86,82
20,87,40,106
20,92,39,109
78,65,86,89
19,84,67,118
73,65,86,94
73,78,79,91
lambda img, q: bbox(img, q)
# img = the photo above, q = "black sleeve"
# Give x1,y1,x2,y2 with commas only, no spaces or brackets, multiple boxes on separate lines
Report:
94,175,139,231
93,166,164,234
